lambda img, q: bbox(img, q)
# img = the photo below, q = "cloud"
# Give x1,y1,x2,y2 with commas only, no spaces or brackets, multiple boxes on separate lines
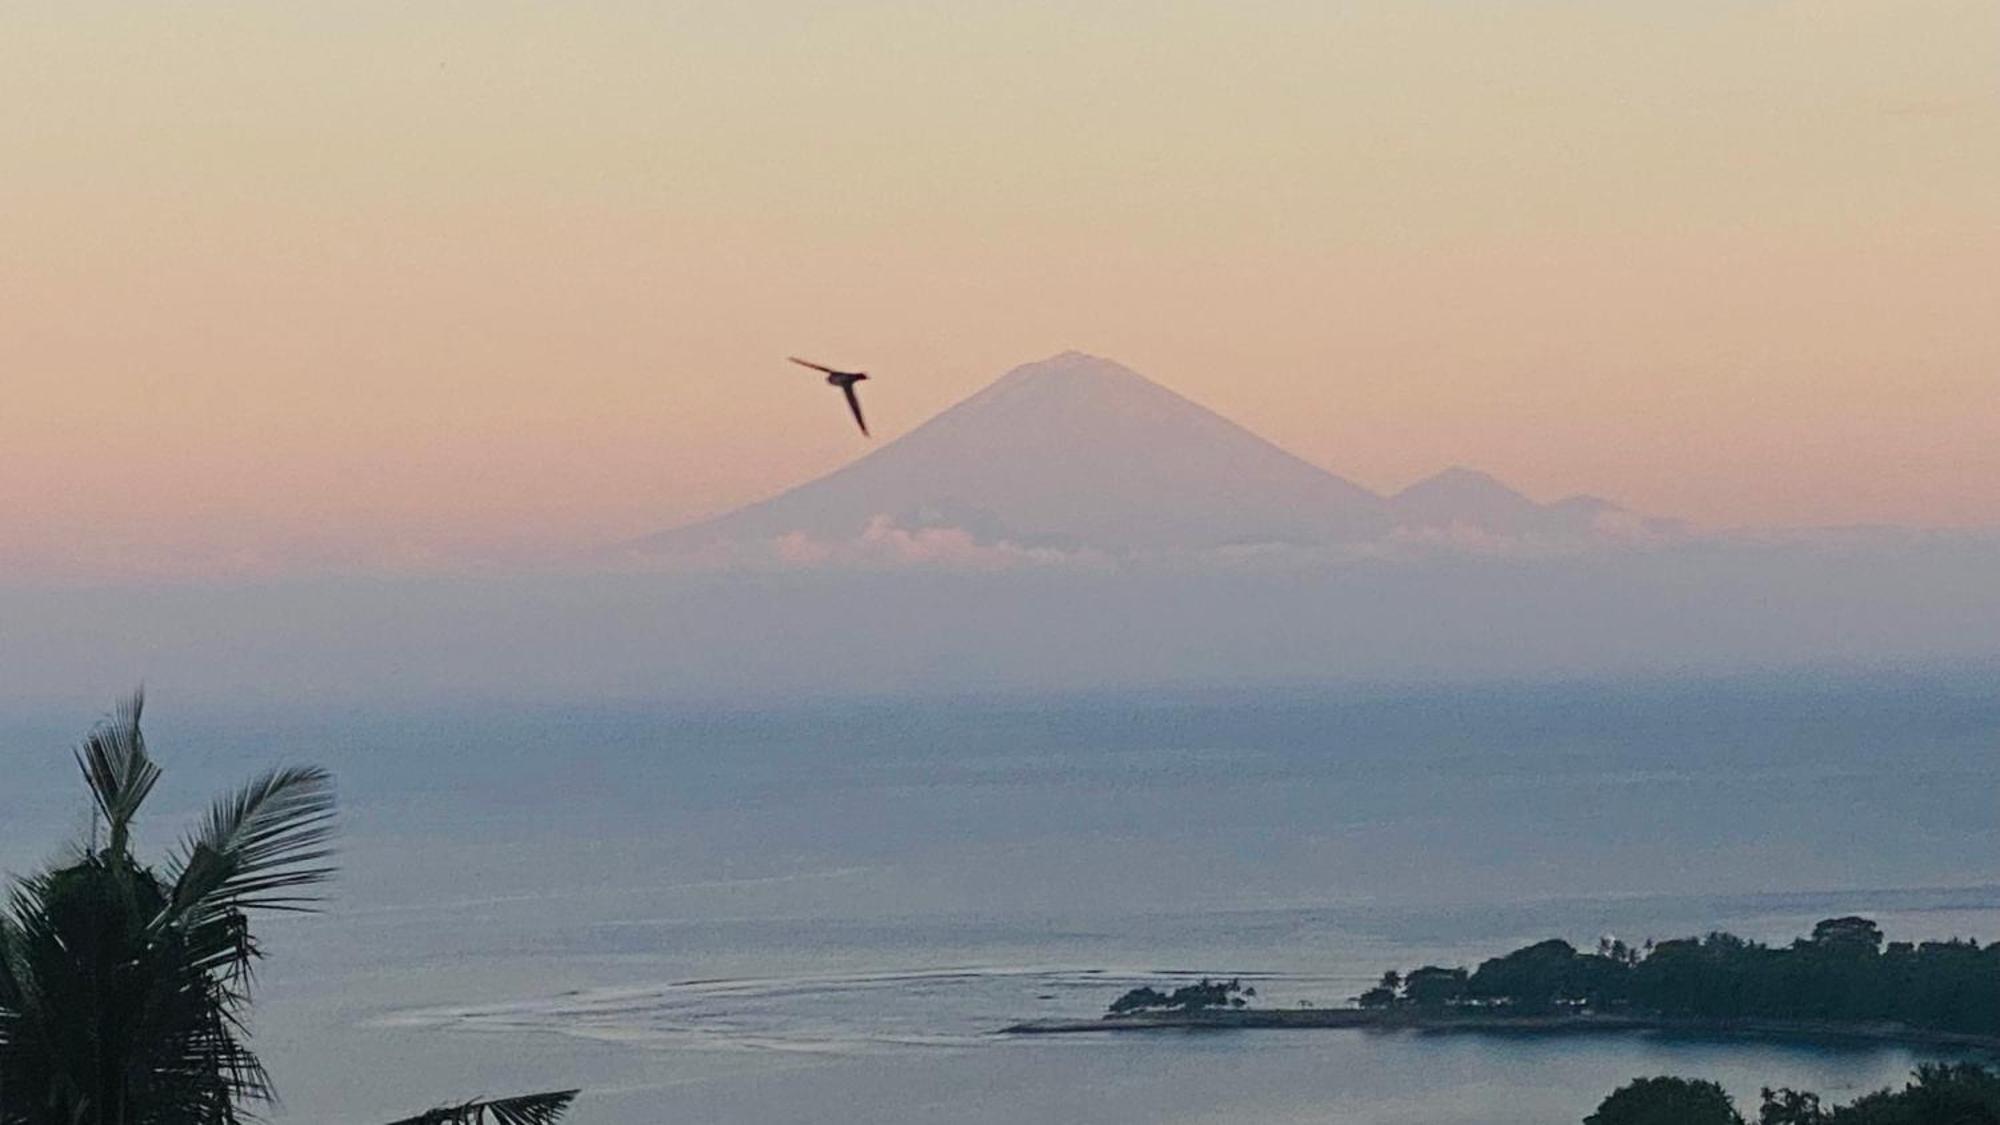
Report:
615,515,1116,574
1144,520,1686,574
611,510,1708,577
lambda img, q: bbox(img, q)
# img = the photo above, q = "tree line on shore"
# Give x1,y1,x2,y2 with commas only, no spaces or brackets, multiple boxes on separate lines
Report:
1106,978,1256,1014
1103,919,2000,1122
1365,920,2000,1122
1360,916,2000,1036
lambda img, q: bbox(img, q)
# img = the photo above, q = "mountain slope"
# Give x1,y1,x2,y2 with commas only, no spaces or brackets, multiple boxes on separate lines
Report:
631,352,1390,554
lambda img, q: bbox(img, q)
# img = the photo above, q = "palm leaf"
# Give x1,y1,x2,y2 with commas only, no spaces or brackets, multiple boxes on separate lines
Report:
74,690,160,855
162,765,337,932
2,858,277,1124
381,1090,581,1125
4,695,340,1125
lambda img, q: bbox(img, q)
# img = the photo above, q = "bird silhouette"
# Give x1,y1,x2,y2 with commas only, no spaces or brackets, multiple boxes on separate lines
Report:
788,356,871,436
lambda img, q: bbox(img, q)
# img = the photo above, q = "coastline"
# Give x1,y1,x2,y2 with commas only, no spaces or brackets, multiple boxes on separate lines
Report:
1001,1008,2000,1054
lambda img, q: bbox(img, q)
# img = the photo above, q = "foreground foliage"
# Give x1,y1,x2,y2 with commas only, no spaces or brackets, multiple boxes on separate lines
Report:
384,1090,583,1125
0,695,579,1125
1590,1063,2000,1125
1586,1076,1744,1125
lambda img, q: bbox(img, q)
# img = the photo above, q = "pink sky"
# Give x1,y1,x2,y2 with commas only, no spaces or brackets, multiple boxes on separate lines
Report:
3,2,1996,579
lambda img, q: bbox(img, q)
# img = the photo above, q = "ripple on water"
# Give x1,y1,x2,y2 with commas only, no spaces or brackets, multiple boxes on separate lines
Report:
375,965,1353,1056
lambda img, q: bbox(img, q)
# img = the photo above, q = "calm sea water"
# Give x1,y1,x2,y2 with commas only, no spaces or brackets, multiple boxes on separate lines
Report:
2,673,1996,1124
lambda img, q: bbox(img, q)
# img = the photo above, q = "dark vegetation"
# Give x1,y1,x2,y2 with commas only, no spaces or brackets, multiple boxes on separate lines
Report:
1585,1076,1743,1125
0,694,579,1125
1398,921,2000,1122
1107,978,1255,1014
382,1092,585,1125
1365,916,2000,1037
1590,1063,2000,1125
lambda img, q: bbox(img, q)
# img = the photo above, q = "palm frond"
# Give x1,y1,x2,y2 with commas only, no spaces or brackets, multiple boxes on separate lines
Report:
2,858,278,1124
381,1090,581,1125
162,765,337,932
6,695,334,1125
74,690,160,855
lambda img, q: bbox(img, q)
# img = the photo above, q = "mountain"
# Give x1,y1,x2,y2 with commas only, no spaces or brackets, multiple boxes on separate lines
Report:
1390,466,1550,532
629,351,1391,555
1389,466,1684,539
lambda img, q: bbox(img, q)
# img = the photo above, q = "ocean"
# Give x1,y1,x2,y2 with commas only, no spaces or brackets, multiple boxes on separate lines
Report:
2,672,1995,1123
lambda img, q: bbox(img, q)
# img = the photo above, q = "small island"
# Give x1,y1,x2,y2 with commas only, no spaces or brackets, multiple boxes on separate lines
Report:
1004,916,2000,1053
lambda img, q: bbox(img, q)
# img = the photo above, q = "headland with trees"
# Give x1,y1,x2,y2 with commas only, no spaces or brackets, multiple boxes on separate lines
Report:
1011,916,2000,1052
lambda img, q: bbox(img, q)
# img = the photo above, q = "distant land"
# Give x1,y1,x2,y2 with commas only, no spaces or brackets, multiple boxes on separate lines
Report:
1003,1008,2000,1054
1010,914,2000,1056
5,354,1996,705
617,352,1684,567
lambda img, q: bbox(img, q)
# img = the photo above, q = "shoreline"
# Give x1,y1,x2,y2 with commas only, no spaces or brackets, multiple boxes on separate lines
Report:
1001,1008,2000,1054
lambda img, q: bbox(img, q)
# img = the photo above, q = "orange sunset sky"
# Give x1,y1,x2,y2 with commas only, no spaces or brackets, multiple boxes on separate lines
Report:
3,2,1996,579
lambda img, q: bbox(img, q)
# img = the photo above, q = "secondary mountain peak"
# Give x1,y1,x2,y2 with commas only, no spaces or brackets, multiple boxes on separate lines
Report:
1410,465,1507,490
1392,466,1545,527
1389,466,1682,540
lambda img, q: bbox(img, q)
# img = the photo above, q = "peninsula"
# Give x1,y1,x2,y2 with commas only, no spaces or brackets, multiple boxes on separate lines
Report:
1004,917,2000,1055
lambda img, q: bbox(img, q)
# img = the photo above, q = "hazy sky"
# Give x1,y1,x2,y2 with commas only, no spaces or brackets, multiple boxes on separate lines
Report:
4,2,1996,579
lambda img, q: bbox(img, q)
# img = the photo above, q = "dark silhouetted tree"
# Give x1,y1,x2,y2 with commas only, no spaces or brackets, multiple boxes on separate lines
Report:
0,694,580,1125
1586,1077,1745,1125
1816,1063,2000,1124
1806,917,1884,955
0,694,334,1125
1107,978,1252,1015
1401,966,1468,1008
1596,1064,2000,1125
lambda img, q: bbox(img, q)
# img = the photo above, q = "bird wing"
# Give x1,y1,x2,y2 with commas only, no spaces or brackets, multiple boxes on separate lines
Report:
841,382,869,436
789,356,840,376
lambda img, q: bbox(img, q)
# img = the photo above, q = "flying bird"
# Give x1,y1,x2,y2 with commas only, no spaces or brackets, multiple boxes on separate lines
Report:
788,356,871,436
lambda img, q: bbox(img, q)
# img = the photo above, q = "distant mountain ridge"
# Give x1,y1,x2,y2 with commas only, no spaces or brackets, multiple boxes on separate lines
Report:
624,351,1675,560
1388,466,1682,539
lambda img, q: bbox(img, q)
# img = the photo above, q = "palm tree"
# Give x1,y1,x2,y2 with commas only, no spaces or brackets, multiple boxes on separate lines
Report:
0,694,579,1125
384,1091,582,1125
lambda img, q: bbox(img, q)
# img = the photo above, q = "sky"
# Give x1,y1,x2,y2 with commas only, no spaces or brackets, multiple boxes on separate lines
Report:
3,1,1997,580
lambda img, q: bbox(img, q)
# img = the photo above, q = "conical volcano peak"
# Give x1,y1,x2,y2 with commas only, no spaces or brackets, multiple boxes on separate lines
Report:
623,351,1685,562
987,350,1151,393
631,351,1390,555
